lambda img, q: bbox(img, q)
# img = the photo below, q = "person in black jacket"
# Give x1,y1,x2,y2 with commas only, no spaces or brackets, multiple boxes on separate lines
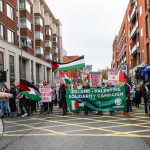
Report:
60,84,67,115
142,81,150,116
9,84,17,115
82,82,90,115
18,93,30,117
135,85,142,108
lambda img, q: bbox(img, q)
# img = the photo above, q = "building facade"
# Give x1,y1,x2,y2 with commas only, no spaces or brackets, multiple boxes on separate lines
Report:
111,0,150,83
0,0,62,87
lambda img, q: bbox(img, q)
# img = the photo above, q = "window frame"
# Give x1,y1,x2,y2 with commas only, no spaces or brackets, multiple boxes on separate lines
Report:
20,18,32,31
0,24,4,39
35,31,43,41
7,29,14,44
20,36,32,48
45,40,52,47
34,16,43,27
35,46,44,55
45,28,51,35
0,0,3,12
7,3,14,20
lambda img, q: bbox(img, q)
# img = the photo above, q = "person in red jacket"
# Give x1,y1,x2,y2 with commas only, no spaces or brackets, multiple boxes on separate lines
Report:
123,80,131,116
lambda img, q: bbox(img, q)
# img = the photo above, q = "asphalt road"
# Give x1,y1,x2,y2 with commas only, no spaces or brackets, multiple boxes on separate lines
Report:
0,106,150,150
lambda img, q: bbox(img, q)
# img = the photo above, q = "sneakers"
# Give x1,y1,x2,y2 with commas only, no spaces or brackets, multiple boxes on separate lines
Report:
21,113,28,118
21,114,25,118
24,113,28,117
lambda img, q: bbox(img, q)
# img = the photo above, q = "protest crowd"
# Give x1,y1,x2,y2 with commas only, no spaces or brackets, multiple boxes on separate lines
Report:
0,78,150,119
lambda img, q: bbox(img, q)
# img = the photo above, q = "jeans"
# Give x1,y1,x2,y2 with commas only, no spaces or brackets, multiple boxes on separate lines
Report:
0,100,10,116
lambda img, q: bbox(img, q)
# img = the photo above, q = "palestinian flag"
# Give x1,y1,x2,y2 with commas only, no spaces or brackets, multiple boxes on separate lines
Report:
71,101,84,110
119,72,132,87
64,75,73,85
52,55,85,72
19,79,42,101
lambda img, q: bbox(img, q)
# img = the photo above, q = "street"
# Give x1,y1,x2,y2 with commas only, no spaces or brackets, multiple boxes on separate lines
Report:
0,106,150,150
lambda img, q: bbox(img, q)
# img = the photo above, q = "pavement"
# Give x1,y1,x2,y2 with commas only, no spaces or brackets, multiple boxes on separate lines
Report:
0,106,150,150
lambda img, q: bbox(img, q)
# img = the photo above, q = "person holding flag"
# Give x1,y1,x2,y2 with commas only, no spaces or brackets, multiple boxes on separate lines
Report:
123,80,131,116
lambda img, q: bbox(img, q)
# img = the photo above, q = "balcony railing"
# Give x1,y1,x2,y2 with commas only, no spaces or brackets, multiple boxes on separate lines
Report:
117,43,126,60
130,41,139,54
117,29,126,49
129,1,137,23
130,21,138,39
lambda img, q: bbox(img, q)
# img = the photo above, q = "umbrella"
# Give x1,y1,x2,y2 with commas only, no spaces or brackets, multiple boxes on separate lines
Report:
21,91,42,101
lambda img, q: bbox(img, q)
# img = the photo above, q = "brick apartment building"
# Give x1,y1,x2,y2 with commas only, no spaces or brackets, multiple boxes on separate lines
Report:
0,0,62,87
111,0,150,83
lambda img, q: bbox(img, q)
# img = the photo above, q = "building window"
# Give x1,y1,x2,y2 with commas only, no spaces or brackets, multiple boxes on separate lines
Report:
140,28,143,38
53,47,58,53
9,55,15,83
45,41,52,47
7,3,14,20
53,36,58,42
146,16,149,39
0,0,3,12
19,58,26,80
7,29,14,44
0,51,4,72
0,24,4,39
36,64,40,83
141,50,144,63
140,5,142,16
31,60,34,82
34,17,43,27
45,53,52,60
45,28,51,35
20,0,31,14
20,19,32,31
35,31,43,41
20,37,32,48
53,57,58,62
35,47,44,55
26,1,31,13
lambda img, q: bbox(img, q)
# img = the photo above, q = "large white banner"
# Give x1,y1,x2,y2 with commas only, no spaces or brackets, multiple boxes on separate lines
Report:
39,87,52,102
108,71,119,85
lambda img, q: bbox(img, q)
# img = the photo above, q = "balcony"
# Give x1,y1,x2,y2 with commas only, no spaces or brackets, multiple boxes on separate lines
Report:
117,43,126,60
129,1,137,23
130,41,139,55
117,29,126,49
45,53,52,60
130,21,138,39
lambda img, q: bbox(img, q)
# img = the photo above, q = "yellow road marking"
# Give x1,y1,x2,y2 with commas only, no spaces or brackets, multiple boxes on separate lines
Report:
5,122,65,135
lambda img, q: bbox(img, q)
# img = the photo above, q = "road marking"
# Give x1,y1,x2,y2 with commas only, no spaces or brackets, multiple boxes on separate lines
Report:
3,133,150,138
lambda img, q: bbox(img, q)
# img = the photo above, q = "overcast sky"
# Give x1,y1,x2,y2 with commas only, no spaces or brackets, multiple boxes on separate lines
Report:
46,0,129,71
